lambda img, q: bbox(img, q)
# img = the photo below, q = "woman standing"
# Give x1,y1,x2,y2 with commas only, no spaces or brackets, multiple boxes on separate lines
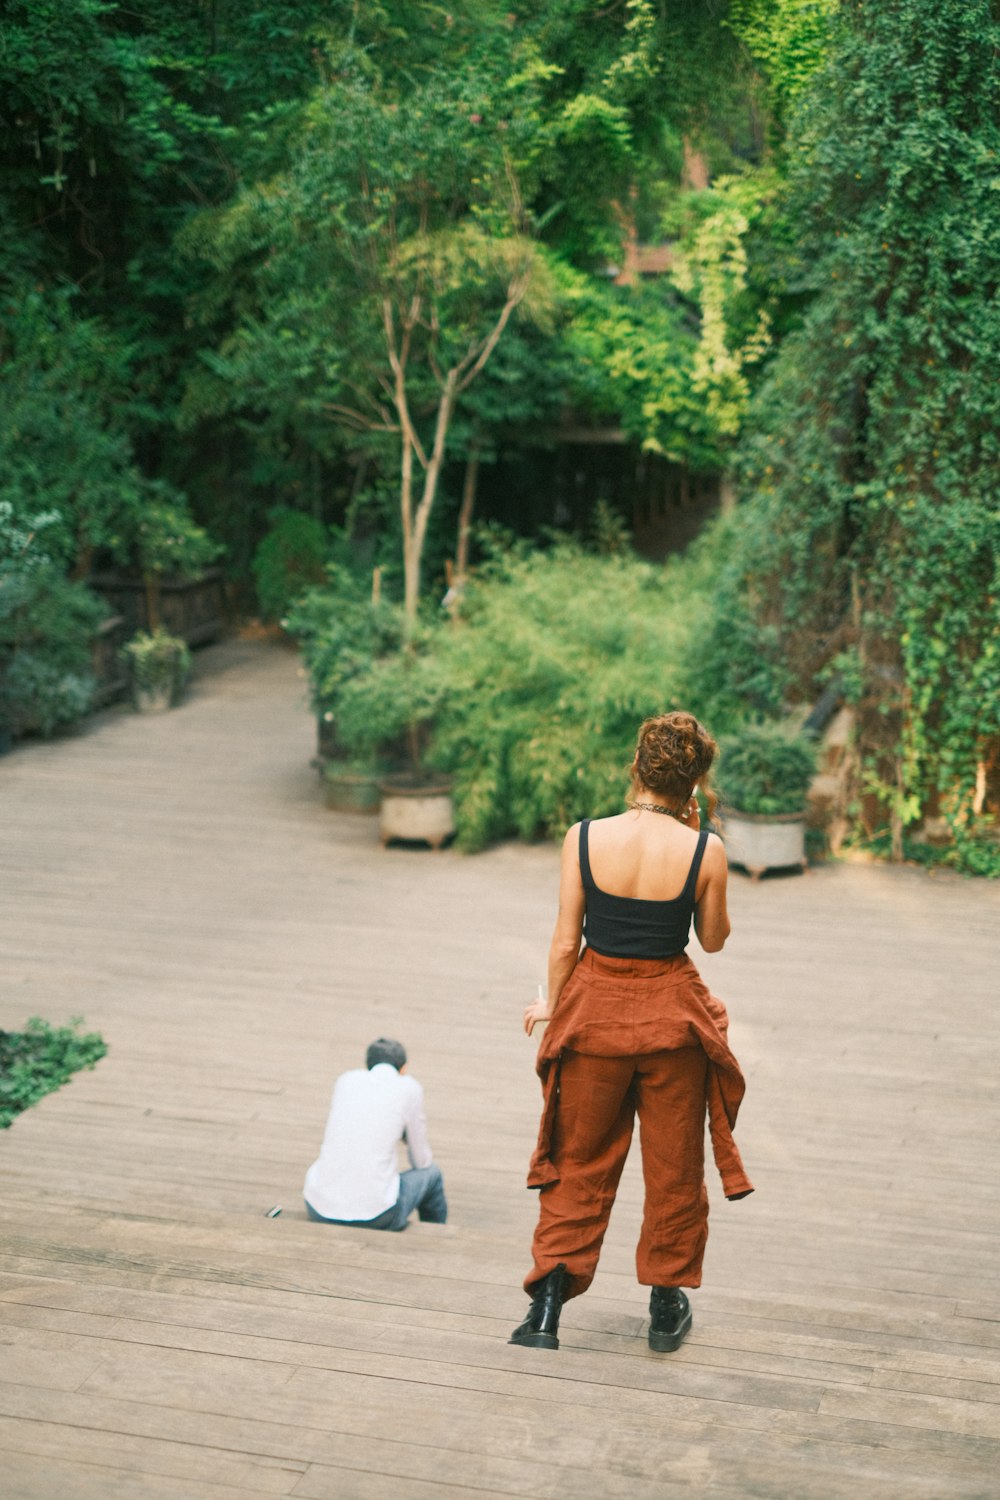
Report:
510,711,753,1354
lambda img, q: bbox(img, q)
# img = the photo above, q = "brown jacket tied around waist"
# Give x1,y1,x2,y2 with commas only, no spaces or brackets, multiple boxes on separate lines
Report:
526,947,754,1202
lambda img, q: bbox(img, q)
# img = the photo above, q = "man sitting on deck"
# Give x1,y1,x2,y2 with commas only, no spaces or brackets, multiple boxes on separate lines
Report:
303,1038,448,1231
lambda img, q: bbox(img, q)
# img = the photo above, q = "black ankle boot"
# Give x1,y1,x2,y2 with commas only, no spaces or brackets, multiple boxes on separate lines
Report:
509,1264,569,1350
648,1286,692,1352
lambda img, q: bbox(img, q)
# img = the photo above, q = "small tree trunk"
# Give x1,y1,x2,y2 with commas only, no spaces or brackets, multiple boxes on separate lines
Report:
400,429,417,627
455,442,480,584
403,376,456,630
682,138,710,191
72,541,94,582
144,574,161,632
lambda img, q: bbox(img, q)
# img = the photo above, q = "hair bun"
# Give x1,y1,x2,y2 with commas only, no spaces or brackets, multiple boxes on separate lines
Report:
631,711,718,815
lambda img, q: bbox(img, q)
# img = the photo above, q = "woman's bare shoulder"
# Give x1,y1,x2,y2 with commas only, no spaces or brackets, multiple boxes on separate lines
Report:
702,829,728,863
588,811,633,831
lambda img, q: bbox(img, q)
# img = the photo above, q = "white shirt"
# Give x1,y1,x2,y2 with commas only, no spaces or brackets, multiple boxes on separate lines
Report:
303,1064,433,1222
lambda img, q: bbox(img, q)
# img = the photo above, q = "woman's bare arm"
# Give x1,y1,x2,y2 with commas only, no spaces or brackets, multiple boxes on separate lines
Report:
524,824,586,1035
693,833,731,953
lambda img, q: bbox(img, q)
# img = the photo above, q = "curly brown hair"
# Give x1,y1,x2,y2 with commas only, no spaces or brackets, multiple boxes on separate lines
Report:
628,711,719,824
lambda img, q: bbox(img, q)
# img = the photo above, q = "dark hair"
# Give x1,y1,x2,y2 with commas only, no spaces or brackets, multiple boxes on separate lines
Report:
366,1038,407,1071
629,710,719,824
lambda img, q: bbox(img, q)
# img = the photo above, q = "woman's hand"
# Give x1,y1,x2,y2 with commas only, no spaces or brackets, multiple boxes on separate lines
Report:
523,996,552,1036
680,796,701,830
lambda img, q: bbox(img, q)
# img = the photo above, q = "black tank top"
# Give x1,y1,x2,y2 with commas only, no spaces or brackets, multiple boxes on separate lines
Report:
579,818,709,959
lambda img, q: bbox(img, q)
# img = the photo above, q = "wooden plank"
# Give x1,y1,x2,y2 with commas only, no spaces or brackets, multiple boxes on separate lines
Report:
870,1367,1000,1404
0,1377,995,1500
0,1341,106,1394
291,1471,517,1500
0,1291,877,1390
3,1315,828,1415
0,1416,305,1496
819,1386,1000,1440
2,1451,267,1500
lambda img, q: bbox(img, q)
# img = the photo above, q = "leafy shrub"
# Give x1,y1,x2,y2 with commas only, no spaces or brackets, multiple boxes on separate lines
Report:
0,1017,107,1129
1,652,96,738
861,825,1000,881
420,535,725,850
252,508,330,620
717,723,817,816
134,496,222,586
286,563,404,729
332,631,445,769
120,627,191,703
0,505,105,738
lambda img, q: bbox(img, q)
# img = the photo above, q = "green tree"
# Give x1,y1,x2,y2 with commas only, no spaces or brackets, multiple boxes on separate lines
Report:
0,288,153,576
184,69,549,625
719,0,1000,862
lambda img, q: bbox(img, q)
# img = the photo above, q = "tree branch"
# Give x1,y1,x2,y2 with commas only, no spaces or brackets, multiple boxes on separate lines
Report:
383,297,429,470
322,404,399,434
455,269,531,393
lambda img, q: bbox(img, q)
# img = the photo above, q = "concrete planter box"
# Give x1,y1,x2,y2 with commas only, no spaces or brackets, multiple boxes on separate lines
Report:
722,809,807,880
323,761,383,815
378,773,455,850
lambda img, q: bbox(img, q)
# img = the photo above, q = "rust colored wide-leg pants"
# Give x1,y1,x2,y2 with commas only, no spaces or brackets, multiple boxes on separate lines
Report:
525,1046,709,1300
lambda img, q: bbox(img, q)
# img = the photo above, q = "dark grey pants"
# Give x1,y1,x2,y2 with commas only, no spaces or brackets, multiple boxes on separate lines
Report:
305,1163,448,1231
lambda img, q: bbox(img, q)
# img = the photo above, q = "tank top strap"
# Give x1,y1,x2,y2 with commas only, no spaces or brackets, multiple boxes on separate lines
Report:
682,829,710,901
578,818,595,889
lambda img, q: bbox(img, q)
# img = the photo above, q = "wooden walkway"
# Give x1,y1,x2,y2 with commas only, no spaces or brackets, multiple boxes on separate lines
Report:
2,638,999,1500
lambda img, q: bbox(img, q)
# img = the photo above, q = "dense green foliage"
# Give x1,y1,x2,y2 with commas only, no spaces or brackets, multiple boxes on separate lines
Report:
3,1,995,868
717,724,816,816
426,538,715,847
0,506,107,739
252,510,331,623
0,1017,107,1129
716,0,1000,867
296,529,736,849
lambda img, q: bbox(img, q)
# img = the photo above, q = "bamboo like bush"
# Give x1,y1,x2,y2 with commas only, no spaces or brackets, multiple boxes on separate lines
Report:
422,537,723,850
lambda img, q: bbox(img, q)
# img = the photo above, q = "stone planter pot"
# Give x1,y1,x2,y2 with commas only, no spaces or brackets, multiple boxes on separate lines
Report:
126,645,189,714
131,682,175,714
378,773,455,850
722,809,807,880
323,761,383,815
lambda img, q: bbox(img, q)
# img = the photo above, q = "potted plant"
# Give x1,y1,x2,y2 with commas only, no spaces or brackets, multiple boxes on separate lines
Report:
288,566,455,845
286,564,401,779
334,638,455,849
717,723,817,879
121,627,191,713
321,754,392,815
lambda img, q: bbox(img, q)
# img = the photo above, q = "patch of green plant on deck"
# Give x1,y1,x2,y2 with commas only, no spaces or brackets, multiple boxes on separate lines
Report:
0,1018,107,1128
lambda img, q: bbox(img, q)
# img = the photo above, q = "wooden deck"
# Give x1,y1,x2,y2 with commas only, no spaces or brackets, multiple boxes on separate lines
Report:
2,637,999,1500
